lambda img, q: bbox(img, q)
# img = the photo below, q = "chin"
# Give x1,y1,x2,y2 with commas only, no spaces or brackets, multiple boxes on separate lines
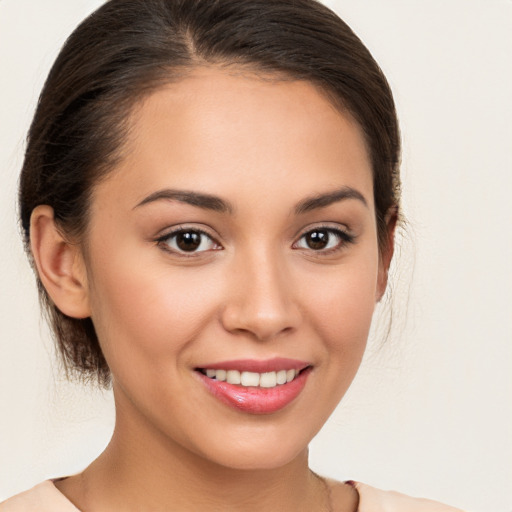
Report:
208,446,307,471
191,426,313,471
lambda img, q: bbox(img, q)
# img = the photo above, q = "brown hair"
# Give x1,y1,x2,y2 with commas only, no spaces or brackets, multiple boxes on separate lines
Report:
19,0,401,385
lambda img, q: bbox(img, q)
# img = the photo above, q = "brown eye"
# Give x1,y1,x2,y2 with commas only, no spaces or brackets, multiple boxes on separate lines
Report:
294,227,354,252
176,231,202,251
161,229,219,254
304,229,330,250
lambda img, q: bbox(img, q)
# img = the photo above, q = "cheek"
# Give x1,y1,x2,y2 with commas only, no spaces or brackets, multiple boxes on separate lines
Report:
86,252,221,374
304,254,379,357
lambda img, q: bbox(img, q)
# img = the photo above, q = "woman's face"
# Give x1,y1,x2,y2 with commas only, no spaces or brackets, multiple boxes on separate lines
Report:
80,68,387,470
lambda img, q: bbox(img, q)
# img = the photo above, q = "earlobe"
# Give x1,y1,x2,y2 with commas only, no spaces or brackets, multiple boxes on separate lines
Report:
376,207,398,302
30,205,91,319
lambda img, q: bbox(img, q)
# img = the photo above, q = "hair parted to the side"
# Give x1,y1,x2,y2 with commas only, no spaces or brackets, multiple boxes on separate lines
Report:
19,0,401,386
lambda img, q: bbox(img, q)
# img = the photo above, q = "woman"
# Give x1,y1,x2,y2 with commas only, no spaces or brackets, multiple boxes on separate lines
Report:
0,0,469,510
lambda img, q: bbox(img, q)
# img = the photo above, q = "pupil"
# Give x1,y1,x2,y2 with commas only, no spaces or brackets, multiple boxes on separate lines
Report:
307,230,328,250
176,232,201,251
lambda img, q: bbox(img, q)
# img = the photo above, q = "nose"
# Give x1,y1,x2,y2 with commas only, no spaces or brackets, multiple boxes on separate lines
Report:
220,250,301,341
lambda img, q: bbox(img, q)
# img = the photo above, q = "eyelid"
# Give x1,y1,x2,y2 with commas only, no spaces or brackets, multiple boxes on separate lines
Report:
293,222,353,240
156,223,217,239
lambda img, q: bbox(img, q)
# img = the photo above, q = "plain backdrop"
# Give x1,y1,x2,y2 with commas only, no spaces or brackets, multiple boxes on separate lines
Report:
0,1,511,511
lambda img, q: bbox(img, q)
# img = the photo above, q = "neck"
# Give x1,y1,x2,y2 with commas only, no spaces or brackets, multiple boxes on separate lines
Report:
73,390,327,512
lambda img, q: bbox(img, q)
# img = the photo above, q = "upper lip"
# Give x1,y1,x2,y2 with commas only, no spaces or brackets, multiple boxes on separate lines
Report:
195,357,311,373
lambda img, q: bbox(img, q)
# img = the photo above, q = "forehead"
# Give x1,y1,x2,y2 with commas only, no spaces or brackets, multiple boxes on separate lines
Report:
96,67,373,212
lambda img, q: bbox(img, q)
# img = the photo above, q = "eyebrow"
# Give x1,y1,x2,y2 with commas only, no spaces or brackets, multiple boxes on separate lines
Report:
134,189,234,214
134,185,367,215
294,186,368,214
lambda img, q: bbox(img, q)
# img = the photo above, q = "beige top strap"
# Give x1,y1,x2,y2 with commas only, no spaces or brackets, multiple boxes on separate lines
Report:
353,481,467,512
0,481,79,512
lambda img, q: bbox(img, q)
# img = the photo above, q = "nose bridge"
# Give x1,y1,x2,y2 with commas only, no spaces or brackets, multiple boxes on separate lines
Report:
221,244,300,340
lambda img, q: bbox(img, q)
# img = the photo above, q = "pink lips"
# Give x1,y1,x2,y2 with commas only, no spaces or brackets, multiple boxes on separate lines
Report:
195,358,311,415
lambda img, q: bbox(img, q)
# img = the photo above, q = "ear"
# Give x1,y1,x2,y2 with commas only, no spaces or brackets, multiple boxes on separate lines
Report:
376,207,398,302
30,205,91,319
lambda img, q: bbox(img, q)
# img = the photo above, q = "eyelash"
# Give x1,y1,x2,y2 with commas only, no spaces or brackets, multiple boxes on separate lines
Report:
293,225,355,255
155,225,355,257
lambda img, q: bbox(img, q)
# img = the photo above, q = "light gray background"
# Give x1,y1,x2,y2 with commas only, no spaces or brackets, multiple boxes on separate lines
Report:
1,1,511,511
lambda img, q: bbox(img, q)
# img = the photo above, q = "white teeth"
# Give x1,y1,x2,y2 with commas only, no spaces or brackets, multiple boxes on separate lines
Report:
202,368,301,388
241,371,260,386
260,371,277,388
226,370,241,385
286,369,296,383
276,370,287,385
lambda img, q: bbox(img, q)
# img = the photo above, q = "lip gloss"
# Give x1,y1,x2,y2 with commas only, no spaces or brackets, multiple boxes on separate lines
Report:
195,359,312,414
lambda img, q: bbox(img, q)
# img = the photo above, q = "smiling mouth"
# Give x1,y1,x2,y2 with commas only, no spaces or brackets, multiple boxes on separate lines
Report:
195,360,312,414
196,368,309,389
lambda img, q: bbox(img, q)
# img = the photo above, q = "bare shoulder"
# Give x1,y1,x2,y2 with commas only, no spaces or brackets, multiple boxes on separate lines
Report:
324,478,360,511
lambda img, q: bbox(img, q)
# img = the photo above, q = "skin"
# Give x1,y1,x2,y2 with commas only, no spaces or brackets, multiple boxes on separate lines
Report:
31,67,394,511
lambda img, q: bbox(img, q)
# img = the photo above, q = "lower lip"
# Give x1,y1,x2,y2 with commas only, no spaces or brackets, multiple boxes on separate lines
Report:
197,368,311,415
